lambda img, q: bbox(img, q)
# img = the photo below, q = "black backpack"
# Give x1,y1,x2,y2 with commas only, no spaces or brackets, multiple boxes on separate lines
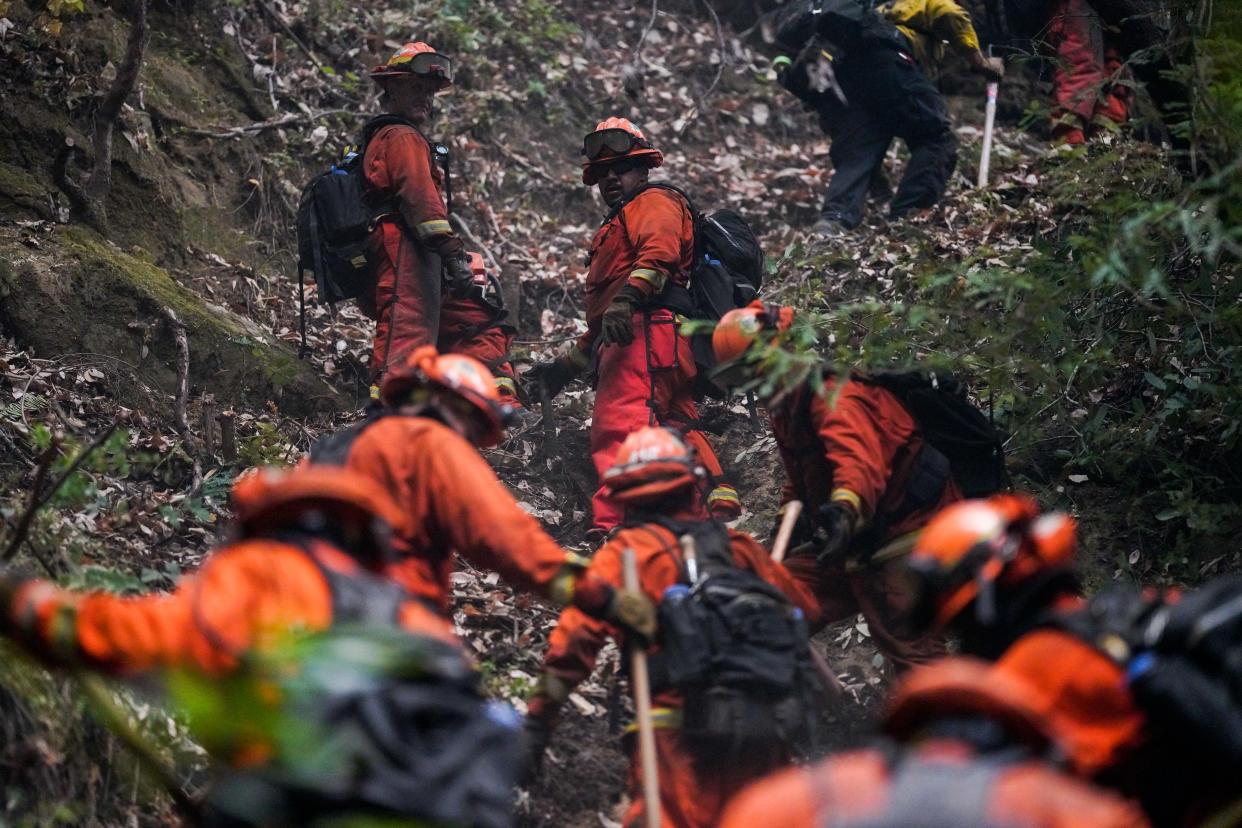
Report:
775,0,905,64
194,545,521,827
861,370,1009,499
295,115,444,355
643,519,820,766
616,183,763,398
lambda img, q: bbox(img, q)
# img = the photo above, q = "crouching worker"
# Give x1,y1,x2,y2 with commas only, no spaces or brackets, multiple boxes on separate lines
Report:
712,302,959,670
308,346,654,638
0,466,520,827
720,658,1150,828
524,426,823,828
905,496,1242,825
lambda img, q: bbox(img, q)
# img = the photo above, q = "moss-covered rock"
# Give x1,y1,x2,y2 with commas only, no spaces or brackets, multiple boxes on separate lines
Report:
0,224,344,417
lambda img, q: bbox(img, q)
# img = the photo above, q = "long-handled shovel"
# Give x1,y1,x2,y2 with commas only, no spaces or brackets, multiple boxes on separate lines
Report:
622,547,661,828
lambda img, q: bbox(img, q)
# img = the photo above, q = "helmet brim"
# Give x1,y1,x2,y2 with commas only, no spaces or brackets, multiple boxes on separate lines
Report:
581,149,663,186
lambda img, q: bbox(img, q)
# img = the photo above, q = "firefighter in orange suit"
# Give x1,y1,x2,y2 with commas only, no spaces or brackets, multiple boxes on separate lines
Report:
438,251,523,408
718,658,1150,828
0,466,453,677
306,346,653,636
0,466,523,826
711,302,957,670
527,117,740,537
524,427,819,828
362,42,472,387
911,500,1242,825
900,495,1151,782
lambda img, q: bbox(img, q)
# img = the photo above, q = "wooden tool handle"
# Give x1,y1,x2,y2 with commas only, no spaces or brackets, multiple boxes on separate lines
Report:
771,500,803,563
622,547,661,828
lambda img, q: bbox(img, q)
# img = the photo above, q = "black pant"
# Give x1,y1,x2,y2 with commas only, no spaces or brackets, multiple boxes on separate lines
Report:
816,46,957,227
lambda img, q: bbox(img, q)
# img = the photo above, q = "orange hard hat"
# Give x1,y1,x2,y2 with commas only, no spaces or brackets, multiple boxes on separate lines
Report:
881,657,1056,752
603,426,704,507
581,117,664,186
230,466,404,566
904,494,1078,632
711,300,796,366
370,41,452,90
379,346,512,448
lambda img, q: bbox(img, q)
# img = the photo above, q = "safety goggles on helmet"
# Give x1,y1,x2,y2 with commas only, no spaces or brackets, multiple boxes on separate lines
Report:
582,128,646,161
389,50,453,81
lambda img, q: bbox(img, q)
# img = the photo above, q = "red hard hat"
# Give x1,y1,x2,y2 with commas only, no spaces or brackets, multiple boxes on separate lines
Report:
379,346,512,448
370,41,453,90
230,466,404,565
603,426,704,506
581,117,664,186
904,494,1077,632
711,300,795,365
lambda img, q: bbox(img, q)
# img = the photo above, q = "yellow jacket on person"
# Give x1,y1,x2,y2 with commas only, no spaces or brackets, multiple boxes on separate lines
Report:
879,0,982,67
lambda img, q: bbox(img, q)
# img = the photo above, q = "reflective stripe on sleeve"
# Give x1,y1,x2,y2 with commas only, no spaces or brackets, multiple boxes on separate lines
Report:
708,485,740,507
629,268,667,292
830,488,862,514
624,706,682,733
415,219,452,239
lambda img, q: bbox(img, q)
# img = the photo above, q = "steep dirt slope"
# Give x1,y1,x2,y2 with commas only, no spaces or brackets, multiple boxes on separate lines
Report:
0,0,1222,824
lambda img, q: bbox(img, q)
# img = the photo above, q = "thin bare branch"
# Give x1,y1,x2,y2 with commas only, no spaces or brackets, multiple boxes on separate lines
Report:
1,443,60,562
179,110,356,140
34,422,119,513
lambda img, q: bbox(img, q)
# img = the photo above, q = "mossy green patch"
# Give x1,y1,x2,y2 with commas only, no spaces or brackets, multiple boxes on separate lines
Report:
0,161,51,219
0,225,343,417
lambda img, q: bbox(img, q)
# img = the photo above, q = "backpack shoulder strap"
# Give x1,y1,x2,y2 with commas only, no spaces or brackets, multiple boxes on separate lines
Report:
307,409,392,466
642,515,735,576
360,113,421,147
624,521,687,582
303,542,414,626
602,181,698,228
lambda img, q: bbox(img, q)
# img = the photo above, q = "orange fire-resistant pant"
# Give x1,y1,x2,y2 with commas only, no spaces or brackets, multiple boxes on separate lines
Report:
1047,0,1132,142
590,309,738,532
364,220,443,383
438,295,521,407
621,728,787,828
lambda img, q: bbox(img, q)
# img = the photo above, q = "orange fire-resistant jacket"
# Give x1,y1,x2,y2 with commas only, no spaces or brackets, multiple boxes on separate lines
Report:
328,416,583,614
363,123,454,247
992,628,1148,778
769,375,962,547
576,187,694,354
536,520,820,715
6,539,454,678
718,741,1151,828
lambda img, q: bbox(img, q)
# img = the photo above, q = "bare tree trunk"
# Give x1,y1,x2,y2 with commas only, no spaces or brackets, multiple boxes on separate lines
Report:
53,0,149,230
